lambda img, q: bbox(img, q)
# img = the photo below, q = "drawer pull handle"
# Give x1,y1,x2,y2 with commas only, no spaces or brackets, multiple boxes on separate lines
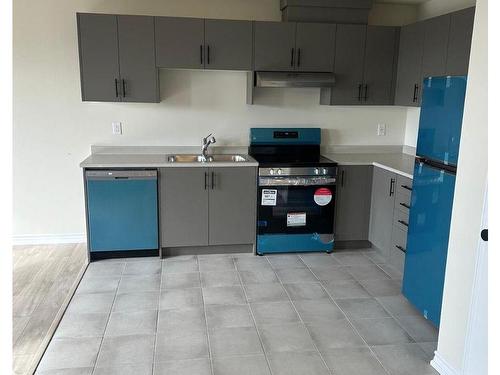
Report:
396,245,406,253
401,184,412,191
399,202,410,209
398,219,409,227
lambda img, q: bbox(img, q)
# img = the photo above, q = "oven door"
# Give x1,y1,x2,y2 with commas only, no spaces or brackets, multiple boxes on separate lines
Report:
257,175,336,254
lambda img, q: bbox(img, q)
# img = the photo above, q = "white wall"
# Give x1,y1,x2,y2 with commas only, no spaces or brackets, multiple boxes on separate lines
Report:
433,0,487,371
418,0,476,20
13,0,412,237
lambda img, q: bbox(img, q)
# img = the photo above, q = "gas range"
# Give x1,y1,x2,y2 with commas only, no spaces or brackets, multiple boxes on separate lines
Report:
248,128,337,255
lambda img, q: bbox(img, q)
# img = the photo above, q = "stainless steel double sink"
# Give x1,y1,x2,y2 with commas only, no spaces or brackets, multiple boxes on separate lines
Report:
166,154,249,163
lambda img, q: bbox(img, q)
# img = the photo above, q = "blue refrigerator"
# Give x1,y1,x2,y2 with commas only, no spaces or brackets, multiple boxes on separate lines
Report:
402,76,467,327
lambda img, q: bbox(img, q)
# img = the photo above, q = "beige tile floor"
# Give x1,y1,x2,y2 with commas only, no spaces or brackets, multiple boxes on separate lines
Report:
13,243,88,375
35,250,439,375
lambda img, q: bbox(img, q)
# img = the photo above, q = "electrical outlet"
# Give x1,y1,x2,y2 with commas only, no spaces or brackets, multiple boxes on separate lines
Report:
112,122,122,135
377,123,386,136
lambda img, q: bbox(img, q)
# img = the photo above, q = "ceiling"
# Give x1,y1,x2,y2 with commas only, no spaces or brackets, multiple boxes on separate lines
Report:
374,0,429,4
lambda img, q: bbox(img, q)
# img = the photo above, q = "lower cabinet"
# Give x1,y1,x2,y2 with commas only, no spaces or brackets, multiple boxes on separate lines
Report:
160,167,257,247
334,165,373,241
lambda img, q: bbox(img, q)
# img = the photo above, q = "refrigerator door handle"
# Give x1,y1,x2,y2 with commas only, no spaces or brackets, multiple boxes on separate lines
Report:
416,157,457,175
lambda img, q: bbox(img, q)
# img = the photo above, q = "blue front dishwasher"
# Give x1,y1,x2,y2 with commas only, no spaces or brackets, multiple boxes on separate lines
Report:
85,169,159,259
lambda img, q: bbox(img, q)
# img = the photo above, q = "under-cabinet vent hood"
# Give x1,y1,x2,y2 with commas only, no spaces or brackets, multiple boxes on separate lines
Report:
254,71,336,88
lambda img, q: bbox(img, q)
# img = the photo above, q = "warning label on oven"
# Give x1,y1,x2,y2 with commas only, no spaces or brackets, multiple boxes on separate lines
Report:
261,189,277,206
287,212,306,227
314,188,333,206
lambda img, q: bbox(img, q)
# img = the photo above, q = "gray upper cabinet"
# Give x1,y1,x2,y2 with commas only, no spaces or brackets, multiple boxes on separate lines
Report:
421,14,451,79
362,26,399,105
335,165,373,242
394,22,425,107
369,167,396,257
208,167,257,245
77,14,120,102
329,24,366,105
204,19,253,71
160,167,209,247
117,16,159,103
77,13,159,103
155,17,205,69
295,23,336,72
254,21,297,71
446,7,475,76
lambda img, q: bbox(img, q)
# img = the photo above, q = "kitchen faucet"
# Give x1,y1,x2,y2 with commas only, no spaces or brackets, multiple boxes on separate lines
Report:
201,133,216,158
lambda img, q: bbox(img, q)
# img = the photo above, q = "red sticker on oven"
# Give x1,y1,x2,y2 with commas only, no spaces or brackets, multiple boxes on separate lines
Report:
314,188,332,206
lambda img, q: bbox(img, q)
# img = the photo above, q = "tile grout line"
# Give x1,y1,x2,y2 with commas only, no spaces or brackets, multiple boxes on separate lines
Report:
151,258,164,375
198,256,216,375
268,255,335,375
233,255,276,375
302,252,393,375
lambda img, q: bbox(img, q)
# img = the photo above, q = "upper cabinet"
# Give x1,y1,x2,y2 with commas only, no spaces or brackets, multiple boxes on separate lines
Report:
254,21,336,72
420,14,451,78
77,13,159,103
155,17,253,71
446,7,476,76
321,25,399,105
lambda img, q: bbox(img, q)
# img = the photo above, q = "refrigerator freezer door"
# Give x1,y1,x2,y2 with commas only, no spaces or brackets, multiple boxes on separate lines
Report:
402,161,457,327
416,76,467,166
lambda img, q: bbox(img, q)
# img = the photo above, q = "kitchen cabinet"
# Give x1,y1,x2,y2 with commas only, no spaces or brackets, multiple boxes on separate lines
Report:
446,7,475,76
254,21,336,72
334,165,373,242
208,167,257,245
421,14,451,79
160,167,257,247
369,167,397,258
321,25,398,105
394,22,425,106
77,13,159,103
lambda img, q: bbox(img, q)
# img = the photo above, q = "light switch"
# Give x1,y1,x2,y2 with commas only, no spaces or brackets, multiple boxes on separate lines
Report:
377,123,386,136
112,122,122,135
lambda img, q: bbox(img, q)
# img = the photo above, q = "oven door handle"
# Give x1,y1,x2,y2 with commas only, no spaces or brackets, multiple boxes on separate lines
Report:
259,177,337,187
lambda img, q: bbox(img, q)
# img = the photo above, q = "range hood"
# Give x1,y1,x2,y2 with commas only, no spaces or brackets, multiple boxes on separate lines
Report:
254,71,336,88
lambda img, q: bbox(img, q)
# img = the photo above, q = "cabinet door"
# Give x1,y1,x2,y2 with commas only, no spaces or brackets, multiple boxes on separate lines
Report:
155,17,205,69
295,22,336,72
330,24,366,105
160,168,209,247
446,7,475,76
369,167,396,257
421,14,451,79
117,16,159,103
77,14,120,102
208,167,257,245
334,165,373,241
394,22,424,107
362,26,399,105
204,19,253,71
254,21,297,71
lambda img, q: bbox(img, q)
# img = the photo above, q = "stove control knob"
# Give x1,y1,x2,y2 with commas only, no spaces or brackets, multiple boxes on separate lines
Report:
322,168,328,175
314,168,320,175
269,169,275,175
277,168,282,175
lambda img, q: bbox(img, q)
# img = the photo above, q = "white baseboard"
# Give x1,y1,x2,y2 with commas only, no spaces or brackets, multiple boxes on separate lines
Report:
12,233,86,245
431,351,460,375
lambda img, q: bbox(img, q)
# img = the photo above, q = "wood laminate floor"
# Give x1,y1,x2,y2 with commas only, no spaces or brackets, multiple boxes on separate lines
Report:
13,243,88,375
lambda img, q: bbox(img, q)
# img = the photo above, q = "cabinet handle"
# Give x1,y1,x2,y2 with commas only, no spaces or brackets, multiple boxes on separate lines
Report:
399,202,410,209
401,184,412,192
114,78,119,98
395,245,406,253
364,84,368,100
290,48,295,67
211,171,215,189
389,178,395,196
358,84,362,101
121,79,126,97
204,172,208,190
341,170,345,187
398,219,409,227
297,48,301,67
207,45,210,65
200,45,204,65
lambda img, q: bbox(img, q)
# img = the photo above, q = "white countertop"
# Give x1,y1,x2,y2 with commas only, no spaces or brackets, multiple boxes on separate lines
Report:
324,153,415,179
80,153,259,168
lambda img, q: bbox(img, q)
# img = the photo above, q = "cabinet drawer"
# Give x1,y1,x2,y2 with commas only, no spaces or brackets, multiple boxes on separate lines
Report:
395,189,411,214
396,174,413,196
390,225,406,274
393,208,409,231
